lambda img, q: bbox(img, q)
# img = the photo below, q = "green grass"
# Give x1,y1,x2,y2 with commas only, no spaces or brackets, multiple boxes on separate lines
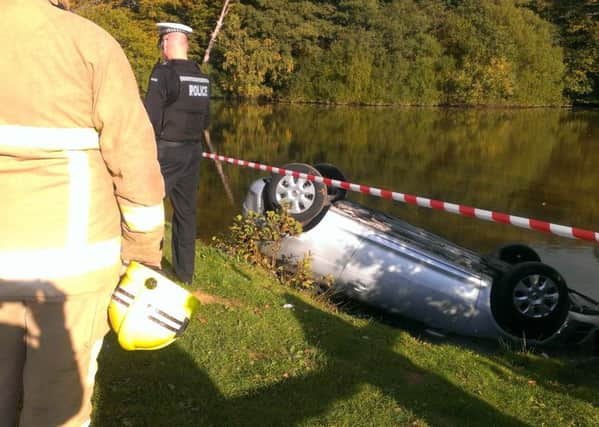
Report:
91,243,599,426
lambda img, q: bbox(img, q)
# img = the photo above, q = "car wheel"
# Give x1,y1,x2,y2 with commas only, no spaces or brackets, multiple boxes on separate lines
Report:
491,261,569,340
264,163,327,227
314,163,347,203
493,243,541,264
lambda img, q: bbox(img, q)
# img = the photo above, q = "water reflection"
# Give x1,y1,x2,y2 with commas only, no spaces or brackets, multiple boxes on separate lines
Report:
198,103,599,298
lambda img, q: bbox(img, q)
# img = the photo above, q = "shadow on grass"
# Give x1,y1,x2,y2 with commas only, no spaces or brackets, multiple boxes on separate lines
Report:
478,349,599,411
334,292,599,406
228,262,255,283
92,294,528,426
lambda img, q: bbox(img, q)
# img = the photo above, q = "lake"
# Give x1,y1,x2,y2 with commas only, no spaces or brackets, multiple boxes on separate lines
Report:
196,103,599,299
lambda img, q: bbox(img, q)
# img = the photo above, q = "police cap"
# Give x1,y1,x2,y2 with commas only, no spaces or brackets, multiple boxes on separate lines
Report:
156,23,194,36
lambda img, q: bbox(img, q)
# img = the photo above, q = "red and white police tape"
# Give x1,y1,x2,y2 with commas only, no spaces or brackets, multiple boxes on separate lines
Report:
202,152,599,243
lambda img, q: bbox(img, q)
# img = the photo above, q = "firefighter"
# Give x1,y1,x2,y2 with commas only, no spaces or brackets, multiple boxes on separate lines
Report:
144,22,211,284
0,1,165,426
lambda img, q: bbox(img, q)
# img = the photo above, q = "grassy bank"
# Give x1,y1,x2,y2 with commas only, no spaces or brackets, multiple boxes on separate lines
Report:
91,242,599,426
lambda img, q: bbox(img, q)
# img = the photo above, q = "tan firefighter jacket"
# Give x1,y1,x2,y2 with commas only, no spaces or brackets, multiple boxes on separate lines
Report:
0,0,165,299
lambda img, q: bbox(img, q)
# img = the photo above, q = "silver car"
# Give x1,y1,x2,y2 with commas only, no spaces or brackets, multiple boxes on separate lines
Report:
243,163,599,349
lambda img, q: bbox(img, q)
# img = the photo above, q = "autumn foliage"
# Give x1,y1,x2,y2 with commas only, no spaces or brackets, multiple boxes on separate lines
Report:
72,0,598,106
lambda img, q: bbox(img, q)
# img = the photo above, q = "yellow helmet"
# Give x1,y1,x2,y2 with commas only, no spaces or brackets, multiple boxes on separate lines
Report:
108,261,200,351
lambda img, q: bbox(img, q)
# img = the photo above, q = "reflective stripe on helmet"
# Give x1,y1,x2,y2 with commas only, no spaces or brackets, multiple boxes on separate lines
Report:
120,203,164,232
111,293,131,308
112,286,188,334
112,287,135,307
0,125,99,151
148,314,181,333
155,307,185,327
149,306,187,333
115,287,136,301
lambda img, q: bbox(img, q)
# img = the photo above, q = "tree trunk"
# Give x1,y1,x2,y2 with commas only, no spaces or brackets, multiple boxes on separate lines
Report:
203,0,232,64
203,130,235,206
203,2,234,205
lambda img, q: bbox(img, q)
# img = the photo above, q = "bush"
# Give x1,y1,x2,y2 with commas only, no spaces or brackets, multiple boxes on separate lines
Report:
215,208,330,290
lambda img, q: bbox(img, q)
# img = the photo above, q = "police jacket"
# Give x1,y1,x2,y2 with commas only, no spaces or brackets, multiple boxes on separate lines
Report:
144,60,210,143
0,0,165,299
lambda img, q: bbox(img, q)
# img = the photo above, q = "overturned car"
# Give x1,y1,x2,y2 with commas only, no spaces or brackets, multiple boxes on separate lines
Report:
243,163,599,350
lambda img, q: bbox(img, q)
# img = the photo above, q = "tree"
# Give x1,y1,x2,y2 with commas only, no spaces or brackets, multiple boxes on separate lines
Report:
217,13,293,98
72,0,575,105
438,0,564,105
76,3,157,92
525,0,599,104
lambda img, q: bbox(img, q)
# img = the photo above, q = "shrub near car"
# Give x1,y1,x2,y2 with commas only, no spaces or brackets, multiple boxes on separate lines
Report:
243,163,599,349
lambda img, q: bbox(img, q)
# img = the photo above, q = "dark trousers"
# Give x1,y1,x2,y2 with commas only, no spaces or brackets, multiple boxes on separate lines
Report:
157,140,202,283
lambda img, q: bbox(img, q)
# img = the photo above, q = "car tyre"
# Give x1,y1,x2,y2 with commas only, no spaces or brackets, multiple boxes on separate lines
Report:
491,261,569,341
264,163,327,227
493,243,541,264
314,163,347,203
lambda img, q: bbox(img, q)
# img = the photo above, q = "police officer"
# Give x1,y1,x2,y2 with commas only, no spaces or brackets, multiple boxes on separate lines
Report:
145,23,211,284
